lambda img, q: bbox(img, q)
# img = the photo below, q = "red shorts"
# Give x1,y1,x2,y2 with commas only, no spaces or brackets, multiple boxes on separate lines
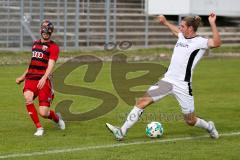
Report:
23,79,54,107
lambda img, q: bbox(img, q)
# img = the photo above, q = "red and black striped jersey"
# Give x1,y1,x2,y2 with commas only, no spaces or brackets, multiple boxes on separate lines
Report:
25,39,59,80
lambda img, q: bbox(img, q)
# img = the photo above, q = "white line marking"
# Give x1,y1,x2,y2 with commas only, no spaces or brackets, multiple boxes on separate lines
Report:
0,131,239,159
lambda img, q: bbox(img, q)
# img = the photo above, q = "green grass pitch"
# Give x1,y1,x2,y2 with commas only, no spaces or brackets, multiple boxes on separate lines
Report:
0,57,240,160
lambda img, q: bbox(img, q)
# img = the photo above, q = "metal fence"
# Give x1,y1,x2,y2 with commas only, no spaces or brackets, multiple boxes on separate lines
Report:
1,0,239,51
0,0,154,51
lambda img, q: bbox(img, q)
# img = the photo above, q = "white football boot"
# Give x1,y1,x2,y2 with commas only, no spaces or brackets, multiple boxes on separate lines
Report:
208,121,219,139
34,128,44,136
56,113,65,130
106,123,124,141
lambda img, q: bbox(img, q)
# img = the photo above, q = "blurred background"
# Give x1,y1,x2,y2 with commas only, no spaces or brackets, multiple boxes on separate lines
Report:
0,0,239,51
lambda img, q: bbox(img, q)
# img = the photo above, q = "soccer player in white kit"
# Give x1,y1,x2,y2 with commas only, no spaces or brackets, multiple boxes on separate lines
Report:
106,13,221,140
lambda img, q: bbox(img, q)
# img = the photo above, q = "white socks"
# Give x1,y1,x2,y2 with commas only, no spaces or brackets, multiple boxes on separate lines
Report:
121,106,144,135
194,118,212,131
120,109,212,136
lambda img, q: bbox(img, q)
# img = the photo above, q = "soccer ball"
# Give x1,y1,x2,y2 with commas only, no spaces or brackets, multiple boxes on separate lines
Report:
146,121,164,138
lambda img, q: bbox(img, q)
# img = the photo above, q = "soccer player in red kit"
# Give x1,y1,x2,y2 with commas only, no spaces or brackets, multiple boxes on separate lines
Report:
16,20,65,136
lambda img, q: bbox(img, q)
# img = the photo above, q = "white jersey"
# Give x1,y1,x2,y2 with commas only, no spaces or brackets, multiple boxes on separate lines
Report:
163,32,208,84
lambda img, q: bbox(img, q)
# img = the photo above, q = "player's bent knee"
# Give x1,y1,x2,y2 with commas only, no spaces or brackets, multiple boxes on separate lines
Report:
39,109,49,118
39,111,48,118
185,119,196,126
24,91,34,105
184,113,197,126
24,96,33,105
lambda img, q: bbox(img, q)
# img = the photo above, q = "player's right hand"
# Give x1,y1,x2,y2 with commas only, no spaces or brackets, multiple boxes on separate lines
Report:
16,77,24,84
156,15,167,24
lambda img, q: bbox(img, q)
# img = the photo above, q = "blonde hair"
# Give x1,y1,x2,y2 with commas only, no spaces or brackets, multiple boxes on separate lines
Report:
183,16,201,32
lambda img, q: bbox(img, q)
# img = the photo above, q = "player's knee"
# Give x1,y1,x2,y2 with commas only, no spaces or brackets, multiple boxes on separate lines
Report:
185,119,196,126
39,110,49,118
24,95,33,105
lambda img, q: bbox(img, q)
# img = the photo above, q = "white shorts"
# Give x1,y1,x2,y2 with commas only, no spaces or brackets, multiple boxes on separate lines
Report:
147,79,194,114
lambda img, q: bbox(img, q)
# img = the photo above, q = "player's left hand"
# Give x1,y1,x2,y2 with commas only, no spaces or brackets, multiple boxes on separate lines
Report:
37,76,47,89
208,13,217,24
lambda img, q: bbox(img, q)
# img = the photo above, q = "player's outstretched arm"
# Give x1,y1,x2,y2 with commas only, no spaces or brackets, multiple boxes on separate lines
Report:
16,69,28,84
156,15,180,37
207,13,222,48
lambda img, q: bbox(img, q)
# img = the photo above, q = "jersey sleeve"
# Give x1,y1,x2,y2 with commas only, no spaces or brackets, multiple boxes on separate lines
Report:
49,44,60,61
199,37,208,49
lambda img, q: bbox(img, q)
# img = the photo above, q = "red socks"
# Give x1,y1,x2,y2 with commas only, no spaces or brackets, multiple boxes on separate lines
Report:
26,104,42,128
47,110,59,123
26,104,59,128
